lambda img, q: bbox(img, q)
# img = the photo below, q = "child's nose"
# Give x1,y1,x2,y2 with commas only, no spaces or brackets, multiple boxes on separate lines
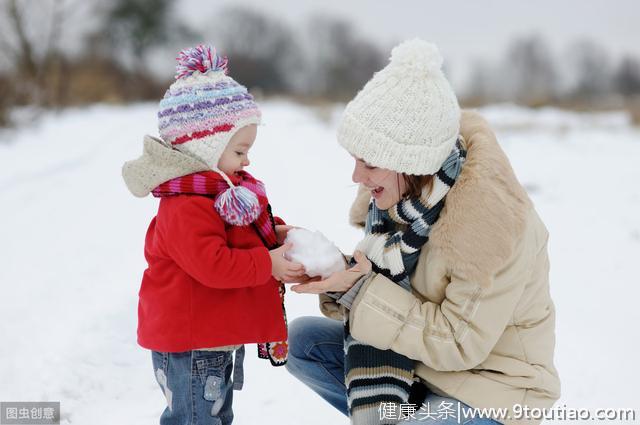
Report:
242,157,250,167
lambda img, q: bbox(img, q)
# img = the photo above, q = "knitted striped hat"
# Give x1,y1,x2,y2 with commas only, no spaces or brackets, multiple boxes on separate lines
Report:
337,39,460,176
157,44,263,224
158,44,261,185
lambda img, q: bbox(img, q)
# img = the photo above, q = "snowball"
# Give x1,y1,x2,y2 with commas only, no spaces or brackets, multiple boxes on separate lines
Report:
284,229,346,278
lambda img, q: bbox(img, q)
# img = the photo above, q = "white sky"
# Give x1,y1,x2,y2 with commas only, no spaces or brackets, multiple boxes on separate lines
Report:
178,0,640,88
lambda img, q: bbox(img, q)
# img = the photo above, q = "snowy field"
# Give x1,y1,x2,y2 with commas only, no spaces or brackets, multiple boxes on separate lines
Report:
1,101,639,424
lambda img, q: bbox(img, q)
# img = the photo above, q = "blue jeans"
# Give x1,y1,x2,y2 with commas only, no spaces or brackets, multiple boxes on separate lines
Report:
151,350,235,425
285,316,502,424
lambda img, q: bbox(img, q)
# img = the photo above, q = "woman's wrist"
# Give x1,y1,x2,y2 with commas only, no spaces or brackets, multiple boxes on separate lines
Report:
336,271,373,309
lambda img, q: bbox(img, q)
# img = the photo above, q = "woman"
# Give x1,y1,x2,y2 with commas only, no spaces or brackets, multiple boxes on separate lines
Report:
285,39,560,425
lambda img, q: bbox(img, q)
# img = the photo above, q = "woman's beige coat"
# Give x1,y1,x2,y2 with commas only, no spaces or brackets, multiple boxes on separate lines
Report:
319,111,560,424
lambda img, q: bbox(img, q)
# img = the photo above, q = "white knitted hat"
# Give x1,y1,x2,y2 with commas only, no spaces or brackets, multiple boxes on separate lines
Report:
337,39,460,175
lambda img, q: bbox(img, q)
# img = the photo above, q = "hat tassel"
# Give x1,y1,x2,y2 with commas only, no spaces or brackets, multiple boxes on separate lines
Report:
214,172,262,226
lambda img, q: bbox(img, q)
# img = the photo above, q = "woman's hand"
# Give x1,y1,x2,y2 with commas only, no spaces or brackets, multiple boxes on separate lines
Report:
290,251,372,294
269,243,305,282
275,225,296,245
281,273,321,284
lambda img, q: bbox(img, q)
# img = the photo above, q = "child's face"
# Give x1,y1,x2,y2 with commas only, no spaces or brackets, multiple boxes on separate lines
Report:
218,125,257,177
351,157,406,210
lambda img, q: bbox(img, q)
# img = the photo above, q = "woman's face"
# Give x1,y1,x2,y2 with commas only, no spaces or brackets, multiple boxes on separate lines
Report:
352,157,406,210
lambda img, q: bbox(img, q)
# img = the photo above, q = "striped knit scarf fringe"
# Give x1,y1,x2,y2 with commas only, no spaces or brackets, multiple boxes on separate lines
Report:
152,170,288,366
345,138,466,424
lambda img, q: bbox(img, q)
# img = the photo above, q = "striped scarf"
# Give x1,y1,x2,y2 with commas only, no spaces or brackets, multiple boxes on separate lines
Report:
345,138,466,424
152,170,288,366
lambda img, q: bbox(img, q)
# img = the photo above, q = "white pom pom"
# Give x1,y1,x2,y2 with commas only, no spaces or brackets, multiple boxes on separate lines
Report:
284,229,346,279
390,38,443,74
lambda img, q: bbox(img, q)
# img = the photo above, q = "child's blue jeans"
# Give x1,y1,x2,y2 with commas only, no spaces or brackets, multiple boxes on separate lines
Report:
151,349,239,425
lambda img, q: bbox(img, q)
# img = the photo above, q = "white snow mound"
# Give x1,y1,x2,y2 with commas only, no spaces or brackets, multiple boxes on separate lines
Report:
284,228,346,278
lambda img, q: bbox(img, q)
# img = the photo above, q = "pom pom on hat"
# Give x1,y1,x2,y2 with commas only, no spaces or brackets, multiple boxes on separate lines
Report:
214,185,262,226
175,44,228,80
390,38,444,75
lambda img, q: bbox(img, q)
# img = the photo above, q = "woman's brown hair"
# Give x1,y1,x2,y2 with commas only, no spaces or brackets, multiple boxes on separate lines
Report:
401,174,434,199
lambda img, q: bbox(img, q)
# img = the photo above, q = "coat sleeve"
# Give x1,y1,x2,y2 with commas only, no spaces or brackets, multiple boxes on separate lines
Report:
318,293,345,321
317,253,352,321
348,242,531,372
163,198,273,289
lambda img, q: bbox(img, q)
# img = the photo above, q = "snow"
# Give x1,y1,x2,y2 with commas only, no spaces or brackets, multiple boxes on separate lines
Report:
480,103,633,132
1,101,639,424
284,228,346,278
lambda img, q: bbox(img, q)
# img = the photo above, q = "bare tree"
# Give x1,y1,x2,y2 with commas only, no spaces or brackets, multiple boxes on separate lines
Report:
207,6,303,94
303,14,385,99
0,0,93,106
567,39,613,102
614,56,640,97
207,9,384,99
500,35,558,105
464,60,495,105
104,0,195,73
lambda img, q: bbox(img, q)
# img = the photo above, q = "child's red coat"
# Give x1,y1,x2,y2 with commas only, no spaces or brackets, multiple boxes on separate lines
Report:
137,195,286,352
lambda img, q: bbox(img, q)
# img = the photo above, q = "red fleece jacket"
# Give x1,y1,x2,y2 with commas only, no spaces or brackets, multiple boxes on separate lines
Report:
137,195,287,352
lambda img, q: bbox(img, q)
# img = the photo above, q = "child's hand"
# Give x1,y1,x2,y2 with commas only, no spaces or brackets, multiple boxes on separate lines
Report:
275,225,296,245
269,243,305,282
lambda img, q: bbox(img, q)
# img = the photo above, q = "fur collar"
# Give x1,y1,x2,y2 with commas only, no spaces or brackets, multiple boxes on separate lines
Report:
349,110,533,284
122,135,209,197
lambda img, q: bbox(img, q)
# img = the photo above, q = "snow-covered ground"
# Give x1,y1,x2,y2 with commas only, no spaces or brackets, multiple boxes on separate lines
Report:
1,101,639,424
